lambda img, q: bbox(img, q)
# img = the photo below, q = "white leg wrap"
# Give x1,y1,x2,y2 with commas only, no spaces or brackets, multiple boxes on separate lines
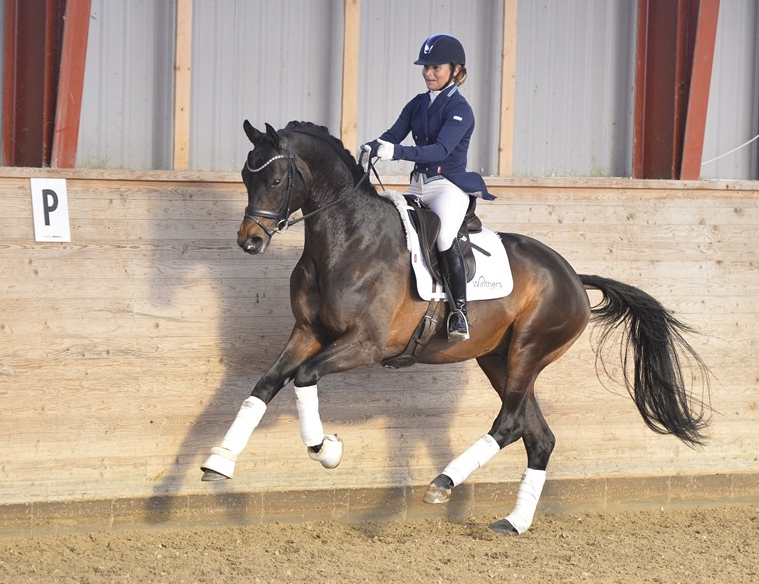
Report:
504,468,547,534
307,433,343,469
294,384,325,447
441,434,500,486
220,396,267,454
201,396,267,478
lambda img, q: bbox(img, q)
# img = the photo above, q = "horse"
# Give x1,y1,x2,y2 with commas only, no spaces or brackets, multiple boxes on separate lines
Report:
200,120,710,535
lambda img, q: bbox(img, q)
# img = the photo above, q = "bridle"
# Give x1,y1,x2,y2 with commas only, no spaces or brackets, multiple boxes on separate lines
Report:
242,135,379,242
243,147,305,239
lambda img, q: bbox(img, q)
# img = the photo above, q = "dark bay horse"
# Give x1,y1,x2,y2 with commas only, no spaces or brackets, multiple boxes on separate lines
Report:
201,120,709,535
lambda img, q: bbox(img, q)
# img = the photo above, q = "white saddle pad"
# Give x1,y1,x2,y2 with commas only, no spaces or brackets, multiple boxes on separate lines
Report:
381,190,513,302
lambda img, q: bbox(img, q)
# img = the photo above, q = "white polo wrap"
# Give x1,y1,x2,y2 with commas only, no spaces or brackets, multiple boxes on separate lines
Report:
294,384,325,447
441,434,500,486
504,468,547,534
220,396,267,455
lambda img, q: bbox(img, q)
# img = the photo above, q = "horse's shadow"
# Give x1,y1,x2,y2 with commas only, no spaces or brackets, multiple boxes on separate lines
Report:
143,194,473,525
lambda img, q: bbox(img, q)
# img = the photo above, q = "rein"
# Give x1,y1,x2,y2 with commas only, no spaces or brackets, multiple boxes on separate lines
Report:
243,136,380,240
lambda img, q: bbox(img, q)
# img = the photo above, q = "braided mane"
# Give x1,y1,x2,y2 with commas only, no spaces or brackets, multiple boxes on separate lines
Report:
283,121,368,186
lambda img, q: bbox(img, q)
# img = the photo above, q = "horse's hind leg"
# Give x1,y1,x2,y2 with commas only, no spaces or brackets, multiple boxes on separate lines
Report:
423,351,533,504
423,350,556,535
490,392,553,535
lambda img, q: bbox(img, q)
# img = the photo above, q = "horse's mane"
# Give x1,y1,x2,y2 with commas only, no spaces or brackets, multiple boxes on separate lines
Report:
283,121,369,187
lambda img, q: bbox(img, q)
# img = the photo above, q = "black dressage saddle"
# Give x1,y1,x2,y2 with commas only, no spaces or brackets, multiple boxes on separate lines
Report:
404,194,482,284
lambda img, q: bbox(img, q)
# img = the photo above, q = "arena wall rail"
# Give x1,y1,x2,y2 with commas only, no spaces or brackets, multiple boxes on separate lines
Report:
1,168,757,537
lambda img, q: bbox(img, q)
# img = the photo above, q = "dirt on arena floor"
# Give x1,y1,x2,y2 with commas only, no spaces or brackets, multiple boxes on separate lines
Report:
1,505,756,584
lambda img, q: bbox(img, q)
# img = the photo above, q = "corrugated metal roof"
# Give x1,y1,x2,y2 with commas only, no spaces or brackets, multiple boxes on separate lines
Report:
76,0,175,170
72,0,757,179
513,0,636,177
189,0,344,172
700,0,759,180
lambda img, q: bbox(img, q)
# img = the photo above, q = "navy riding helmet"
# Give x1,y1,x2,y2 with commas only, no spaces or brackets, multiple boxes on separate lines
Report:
414,34,466,66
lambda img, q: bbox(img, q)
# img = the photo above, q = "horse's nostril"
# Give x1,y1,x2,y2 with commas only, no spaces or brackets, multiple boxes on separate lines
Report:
239,236,265,254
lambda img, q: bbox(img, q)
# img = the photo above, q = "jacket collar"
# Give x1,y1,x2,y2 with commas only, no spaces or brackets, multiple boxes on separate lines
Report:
428,83,458,117
429,83,458,102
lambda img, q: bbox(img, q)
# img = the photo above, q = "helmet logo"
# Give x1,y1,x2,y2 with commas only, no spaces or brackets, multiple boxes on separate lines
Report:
423,43,432,54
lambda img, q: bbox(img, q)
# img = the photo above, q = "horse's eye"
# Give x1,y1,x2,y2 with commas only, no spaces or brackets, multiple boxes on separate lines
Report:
271,178,282,187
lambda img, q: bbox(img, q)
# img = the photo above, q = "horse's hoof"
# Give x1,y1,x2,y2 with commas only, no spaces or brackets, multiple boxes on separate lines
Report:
490,518,519,535
200,448,237,480
423,475,453,504
308,434,343,469
201,469,230,482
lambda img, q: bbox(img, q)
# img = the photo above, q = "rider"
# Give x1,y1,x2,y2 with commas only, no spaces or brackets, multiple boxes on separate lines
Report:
363,33,494,341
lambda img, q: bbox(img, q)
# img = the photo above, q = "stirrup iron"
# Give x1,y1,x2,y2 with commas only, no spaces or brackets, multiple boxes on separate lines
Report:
447,309,470,341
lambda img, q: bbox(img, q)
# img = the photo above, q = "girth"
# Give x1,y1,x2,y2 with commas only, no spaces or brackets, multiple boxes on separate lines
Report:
381,298,445,369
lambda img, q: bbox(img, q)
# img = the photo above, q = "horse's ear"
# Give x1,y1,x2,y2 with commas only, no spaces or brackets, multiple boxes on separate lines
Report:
243,119,259,144
264,123,281,149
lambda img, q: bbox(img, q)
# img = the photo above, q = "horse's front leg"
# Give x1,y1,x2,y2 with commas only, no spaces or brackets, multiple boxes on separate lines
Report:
289,327,390,469
200,328,321,481
293,384,344,469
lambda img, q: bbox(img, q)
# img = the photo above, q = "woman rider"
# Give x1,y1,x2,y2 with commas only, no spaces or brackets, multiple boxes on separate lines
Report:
363,33,494,341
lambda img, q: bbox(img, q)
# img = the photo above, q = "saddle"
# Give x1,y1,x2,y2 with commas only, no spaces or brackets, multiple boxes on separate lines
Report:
381,196,488,370
404,194,482,284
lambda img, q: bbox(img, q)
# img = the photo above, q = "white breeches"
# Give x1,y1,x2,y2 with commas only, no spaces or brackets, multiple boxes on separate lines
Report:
405,175,470,250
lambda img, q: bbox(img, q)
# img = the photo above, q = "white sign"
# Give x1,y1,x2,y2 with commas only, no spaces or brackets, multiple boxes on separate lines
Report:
30,178,71,242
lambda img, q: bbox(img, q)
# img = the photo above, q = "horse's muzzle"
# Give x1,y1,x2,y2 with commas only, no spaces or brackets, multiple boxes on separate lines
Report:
237,233,268,255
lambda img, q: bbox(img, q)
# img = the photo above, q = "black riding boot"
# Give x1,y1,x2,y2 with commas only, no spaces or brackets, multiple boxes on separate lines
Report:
439,240,470,341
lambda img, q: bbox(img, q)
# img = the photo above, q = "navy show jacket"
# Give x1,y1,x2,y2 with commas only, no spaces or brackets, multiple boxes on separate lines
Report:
376,84,494,200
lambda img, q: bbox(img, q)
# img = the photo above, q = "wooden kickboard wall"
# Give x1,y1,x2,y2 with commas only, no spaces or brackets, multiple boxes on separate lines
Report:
1,169,757,521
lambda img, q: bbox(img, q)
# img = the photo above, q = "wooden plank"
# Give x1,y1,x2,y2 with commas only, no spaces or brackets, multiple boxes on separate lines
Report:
50,0,92,168
3,256,756,283
0,174,757,509
498,0,518,176
173,0,193,171
340,0,360,152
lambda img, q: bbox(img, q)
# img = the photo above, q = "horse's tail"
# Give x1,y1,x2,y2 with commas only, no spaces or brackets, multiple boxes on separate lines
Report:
580,274,711,447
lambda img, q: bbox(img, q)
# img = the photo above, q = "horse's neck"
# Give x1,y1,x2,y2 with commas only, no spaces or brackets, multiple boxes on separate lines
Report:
294,143,368,226
290,135,403,254
301,172,401,259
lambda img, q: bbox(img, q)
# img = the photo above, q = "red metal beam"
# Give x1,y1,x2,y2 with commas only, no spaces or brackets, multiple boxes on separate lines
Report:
633,0,701,179
2,0,65,167
50,0,92,168
680,0,721,180
1,0,19,165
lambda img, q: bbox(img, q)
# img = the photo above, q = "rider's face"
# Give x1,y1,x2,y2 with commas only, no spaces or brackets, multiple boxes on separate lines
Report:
422,64,458,91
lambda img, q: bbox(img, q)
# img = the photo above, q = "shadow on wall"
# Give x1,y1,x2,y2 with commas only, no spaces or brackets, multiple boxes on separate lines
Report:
141,180,475,525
